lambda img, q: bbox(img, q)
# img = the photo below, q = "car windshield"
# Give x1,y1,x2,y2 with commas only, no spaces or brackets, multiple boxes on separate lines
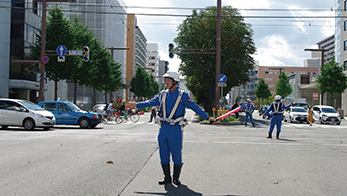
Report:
292,108,307,112
66,102,82,112
321,107,337,113
19,101,45,111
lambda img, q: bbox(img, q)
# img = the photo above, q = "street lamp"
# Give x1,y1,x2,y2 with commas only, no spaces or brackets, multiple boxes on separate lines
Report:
304,48,328,105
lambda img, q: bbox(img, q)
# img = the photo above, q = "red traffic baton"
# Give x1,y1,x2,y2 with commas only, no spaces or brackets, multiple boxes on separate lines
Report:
210,106,242,124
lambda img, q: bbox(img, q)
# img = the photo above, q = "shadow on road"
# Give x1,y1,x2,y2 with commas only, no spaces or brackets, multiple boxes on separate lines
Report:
134,184,202,196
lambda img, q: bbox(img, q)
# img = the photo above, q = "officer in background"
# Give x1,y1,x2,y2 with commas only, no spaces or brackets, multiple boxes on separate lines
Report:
126,71,215,186
263,95,294,139
242,99,255,127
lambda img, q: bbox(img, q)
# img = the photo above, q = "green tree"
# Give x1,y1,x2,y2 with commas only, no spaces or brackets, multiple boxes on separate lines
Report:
255,78,272,105
275,71,293,98
174,6,256,112
131,67,148,99
316,59,347,105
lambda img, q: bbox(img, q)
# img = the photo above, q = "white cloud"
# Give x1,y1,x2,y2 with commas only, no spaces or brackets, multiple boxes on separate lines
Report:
255,35,301,66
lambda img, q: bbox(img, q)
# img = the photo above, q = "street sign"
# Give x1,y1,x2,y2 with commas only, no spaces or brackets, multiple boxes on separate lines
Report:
41,56,49,64
56,45,67,56
218,74,227,83
57,56,65,62
217,83,227,87
69,50,83,56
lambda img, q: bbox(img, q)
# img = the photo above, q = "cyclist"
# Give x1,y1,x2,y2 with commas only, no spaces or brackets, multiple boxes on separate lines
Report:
106,100,115,120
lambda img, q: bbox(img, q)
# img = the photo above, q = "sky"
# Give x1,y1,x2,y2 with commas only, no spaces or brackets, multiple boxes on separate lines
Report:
121,0,336,72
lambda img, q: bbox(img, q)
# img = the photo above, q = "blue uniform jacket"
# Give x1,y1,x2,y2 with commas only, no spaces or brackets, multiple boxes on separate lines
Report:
264,102,291,116
136,89,209,120
242,103,254,113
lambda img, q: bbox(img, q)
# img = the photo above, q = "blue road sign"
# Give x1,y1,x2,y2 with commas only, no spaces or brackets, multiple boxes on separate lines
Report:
56,45,67,56
218,74,227,83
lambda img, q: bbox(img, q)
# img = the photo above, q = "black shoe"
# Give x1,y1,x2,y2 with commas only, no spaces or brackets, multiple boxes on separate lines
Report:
252,123,255,127
267,133,272,139
158,164,172,185
173,165,182,186
245,123,247,127
276,133,280,139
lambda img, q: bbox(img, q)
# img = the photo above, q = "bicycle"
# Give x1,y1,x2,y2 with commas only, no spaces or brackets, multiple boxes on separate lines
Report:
126,109,140,123
102,109,123,124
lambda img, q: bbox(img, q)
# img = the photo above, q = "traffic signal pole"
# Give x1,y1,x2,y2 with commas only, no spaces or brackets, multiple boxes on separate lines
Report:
215,0,222,108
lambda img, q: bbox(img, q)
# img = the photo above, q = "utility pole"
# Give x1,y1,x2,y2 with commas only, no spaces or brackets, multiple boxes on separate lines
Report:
215,0,222,108
35,0,76,102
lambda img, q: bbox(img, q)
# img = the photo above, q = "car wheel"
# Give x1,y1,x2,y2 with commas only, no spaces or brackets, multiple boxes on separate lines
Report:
1,125,8,130
90,125,97,128
23,118,35,130
337,122,340,125
284,117,287,122
79,118,90,129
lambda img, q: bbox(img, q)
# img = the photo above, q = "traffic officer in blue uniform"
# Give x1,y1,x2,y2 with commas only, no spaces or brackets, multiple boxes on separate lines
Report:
263,95,294,139
242,99,255,127
126,71,215,186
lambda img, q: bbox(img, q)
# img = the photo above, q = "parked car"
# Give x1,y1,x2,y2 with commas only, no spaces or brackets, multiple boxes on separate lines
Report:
312,105,341,125
258,105,270,116
283,107,308,123
292,102,309,110
0,98,55,130
93,104,107,113
38,101,102,128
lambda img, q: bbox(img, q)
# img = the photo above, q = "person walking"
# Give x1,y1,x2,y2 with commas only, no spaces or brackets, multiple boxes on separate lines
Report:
307,105,314,126
263,95,294,139
149,106,157,122
231,100,240,118
242,99,254,127
126,71,215,186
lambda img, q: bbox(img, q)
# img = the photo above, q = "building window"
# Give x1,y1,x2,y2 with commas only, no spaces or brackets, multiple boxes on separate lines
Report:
344,61,347,71
344,40,347,51
150,56,155,59
265,78,274,81
344,21,347,31
345,0,347,11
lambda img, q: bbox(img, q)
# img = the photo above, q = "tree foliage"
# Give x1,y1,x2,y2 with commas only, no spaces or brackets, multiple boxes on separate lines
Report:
174,6,256,112
317,59,347,105
30,5,122,102
275,71,293,98
130,67,160,99
255,78,272,105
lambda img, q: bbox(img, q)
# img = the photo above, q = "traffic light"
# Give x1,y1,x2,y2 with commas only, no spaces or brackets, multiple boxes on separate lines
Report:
83,46,89,62
168,43,174,59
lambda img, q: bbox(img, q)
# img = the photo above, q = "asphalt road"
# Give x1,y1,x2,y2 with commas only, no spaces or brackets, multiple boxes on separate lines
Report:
0,110,346,196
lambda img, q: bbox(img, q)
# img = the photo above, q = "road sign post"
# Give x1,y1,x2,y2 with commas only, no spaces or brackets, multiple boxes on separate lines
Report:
218,74,227,107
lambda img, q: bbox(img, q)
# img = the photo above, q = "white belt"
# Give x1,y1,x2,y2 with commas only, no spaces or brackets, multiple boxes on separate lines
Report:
157,116,185,125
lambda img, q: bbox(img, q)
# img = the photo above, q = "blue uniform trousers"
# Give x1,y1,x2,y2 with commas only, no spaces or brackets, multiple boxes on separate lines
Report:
269,114,283,133
158,122,183,166
245,112,254,124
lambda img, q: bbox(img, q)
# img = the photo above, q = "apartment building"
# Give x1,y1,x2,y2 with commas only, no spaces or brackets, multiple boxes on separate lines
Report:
126,14,147,101
0,1,11,98
258,66,318,95
146,43,159,76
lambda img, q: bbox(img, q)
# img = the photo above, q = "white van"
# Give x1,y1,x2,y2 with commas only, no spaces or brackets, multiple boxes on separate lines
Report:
312,105,341,125
0,98,56,130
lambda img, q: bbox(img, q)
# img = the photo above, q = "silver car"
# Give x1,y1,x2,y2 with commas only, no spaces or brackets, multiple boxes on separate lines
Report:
92,104,107,113
0,98,55,130
312,105,341,125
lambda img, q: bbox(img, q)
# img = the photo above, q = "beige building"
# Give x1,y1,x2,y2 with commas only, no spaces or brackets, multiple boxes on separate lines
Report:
126,14,147,101
258,66,318,94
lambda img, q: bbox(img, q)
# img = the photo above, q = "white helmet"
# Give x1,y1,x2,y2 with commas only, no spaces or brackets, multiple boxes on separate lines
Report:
275,95,281,100
163,71,180,82
246,99,251,102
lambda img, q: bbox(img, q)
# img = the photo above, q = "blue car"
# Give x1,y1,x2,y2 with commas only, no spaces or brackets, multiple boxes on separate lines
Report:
38,101,102,128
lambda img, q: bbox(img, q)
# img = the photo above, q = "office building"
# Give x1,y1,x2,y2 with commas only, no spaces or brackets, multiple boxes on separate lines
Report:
0,1,11,98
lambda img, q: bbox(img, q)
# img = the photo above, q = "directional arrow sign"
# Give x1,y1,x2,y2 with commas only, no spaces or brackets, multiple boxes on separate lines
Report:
56,45,67,56
218,74,227,83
